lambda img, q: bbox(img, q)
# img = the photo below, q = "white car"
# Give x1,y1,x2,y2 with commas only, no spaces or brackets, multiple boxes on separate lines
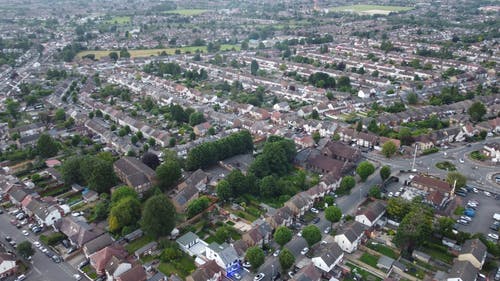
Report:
273,250,280,257
242,261,251,268
320,240,328,245
459,158,464,163
300,247,309,255
71,212,82,217
297,230,302,237
394,192,400,197
21,230,29,236
484,191,492,197
73,274,82,280
33,241,41,248
233,273,241,280
15,274,26,281
324,227,331,234
254,273,265,281
310,208,319,214
460,216,472,222
488,233,499,240
472,188,479,193
388,192,394,197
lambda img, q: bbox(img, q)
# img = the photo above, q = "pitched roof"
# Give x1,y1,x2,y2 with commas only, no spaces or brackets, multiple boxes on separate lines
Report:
83,233,113,256
292,263,322,281
448,260,478,281
412,175,452,193
117,265,147,281
460,239,486,263
90,245,127,274
357,200,386,222
317,243,343,267
176,232,199,247
173,184,199,207
337,221,365,243
57,216,103,247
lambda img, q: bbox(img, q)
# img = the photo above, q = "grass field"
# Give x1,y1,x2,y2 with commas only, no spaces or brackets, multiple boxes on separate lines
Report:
105,16,131,24
330,4,413,15
77,44,240,60
164,9,208,16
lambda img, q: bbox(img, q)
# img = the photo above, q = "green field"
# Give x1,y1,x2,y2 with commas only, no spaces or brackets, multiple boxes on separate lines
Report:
330,5,413,15
164,9,208,16
105,16,131,24
77,44,240,60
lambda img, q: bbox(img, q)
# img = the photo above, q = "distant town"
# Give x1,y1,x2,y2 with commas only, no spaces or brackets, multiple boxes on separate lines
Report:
0,0,499,281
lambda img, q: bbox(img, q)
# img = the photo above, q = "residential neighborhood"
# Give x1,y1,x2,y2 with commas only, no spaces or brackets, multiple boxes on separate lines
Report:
0,0,499,281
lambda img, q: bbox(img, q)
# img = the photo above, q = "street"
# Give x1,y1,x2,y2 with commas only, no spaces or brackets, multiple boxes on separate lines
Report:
0,212,83,281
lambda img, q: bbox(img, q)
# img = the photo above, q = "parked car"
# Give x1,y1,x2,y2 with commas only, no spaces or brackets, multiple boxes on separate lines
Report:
233,273,241,280
313,217,320,224
15,274,26,281
455,192,467,197
242,261,251,268
310,208,319,214
21,230,29,236
460,216,472,222
300,247,309,255
5,236,12,242
324,227,331,234
73,274,82,280
78,259,90,269
254,273,265,281
52,255,62,263
457,219,469,225
494,267,500,281
484,191,492,197
273,250,280,257
488,233,499,240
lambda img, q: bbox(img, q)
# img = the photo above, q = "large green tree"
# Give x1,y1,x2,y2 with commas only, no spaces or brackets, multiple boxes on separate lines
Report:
279,248,295,270
380,165,391,181
156,159,182,191
446,172,467,188
80,156,116,193
302,225,321,247
381,141,397,158
17,241,34,258
245,246,265,269
356,161,375,182
337,176,355,194
141,194,176,238
111,186,138,206
250,60,259,76
186,196,210,218
386,197,411,221
216,180,232,202
108,196,141,233
394,208,433,253
325,206,342,225
36,134,59,158
468,101,486,122
274,226,293,247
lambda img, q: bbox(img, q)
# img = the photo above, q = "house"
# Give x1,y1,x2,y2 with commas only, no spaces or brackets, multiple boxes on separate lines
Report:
9,122,45,138
447,260,478,281
410,175,454,209
29,200,62,227
483,142,500,162
183,169,209,191
306,155,347,175
193,122,212,136
55,216,104,248
0,253,17,279
311,243,344,273
105,256,132,281
266,206,293,229
291,263,322,281
458,239,487,269
355,200,386,227
89,245,128,275
83,233,114,258
284,192,314,217
172,184,200,213
321,141,361,163
186,260,223,281
334,221,366,253
176,232,207,256
357,132,378,148
8,186,28,206
273,102,290,112
113,157,156,194
242,221,272,248
205,242,241,276
116,264,147,281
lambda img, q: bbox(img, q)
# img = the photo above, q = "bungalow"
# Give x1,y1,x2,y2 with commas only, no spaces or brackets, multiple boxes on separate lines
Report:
306,155,346,175
411,175,454,209
447,260,478,281
0,253,17,279
311,243,344,273
321,141,361,163
458,239,487,270
355,200,386,227
205,242,241,276
334,221,366,253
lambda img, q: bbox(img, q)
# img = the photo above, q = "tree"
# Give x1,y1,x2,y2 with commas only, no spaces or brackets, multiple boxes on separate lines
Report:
186,196,210,218
250,60,259,76
142,152,160,170
55,109,66,121
131,135,138,144
407,92,418,105
386,198,411,221
380,165,391,181
446,172,467,188
356,121,363,132
36,134,59,158
302,225,321,246
111,186,138,206
325,206,342,225
338,176,355,194
398,127,413,146
5,98,20,119
156,160,182,191
368,186,381,199
109,52,118,61
61,156,84,185
216,180,232,202
141,194,176,238
274,226,293,247
17,241,34,258
394,208,433,253
108,196,141,233
119,48,130,58
279,248,295,270
381,141,397,158
188,111,205,126
436,217,455,238
468,101,486,122
312,131,321,144
246,246,265,270
356,161,375,182
80,156,116,193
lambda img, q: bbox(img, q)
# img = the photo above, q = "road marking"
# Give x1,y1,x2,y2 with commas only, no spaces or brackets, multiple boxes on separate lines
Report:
33,266,42,274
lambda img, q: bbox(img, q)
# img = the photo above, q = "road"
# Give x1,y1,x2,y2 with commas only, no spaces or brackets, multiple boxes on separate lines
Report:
364,137,500,193
335,167,382,215
0,212,83,281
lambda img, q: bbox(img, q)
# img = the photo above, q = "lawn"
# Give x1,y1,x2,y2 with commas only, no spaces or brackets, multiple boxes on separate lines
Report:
360,253,380,268
470,151,488,161
420,244,454,264
76,44,240,60
164,9,208,16
125,235,154,254
330,4,413,15
401,261,426,279
158,253,196,278
435,161,456,171
345,262,382,281
366,242,399,259
105,16,131,24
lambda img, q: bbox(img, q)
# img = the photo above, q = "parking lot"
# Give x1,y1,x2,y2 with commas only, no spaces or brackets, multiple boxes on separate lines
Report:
453,190,500,237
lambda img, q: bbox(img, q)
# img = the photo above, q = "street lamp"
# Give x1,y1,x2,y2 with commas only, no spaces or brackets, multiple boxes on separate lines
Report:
272,264,275,278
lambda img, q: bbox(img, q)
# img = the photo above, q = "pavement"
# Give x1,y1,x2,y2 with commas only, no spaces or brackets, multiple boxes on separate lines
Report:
0,211,86,281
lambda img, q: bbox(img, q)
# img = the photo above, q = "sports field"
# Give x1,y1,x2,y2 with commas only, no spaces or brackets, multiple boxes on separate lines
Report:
163,9,208,16
330,4,413,15
77,44,240,60
104,16,131,24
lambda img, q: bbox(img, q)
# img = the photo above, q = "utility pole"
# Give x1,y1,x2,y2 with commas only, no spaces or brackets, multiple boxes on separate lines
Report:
411,144,418,171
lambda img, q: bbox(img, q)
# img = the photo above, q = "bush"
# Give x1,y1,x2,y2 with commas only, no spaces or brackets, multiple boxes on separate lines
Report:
421,147,439,155
41,233,66,246
470,151,488,161
435,161,456,171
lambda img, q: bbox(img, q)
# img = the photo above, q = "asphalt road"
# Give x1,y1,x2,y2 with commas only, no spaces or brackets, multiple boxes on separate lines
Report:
0,212,83,281
452,191,500,235
336,167,382,215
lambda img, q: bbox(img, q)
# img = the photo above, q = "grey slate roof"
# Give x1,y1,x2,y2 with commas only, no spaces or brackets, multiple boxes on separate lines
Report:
448,260,478,281
176,232,199,247
338,221,365,243
460,239,486,264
